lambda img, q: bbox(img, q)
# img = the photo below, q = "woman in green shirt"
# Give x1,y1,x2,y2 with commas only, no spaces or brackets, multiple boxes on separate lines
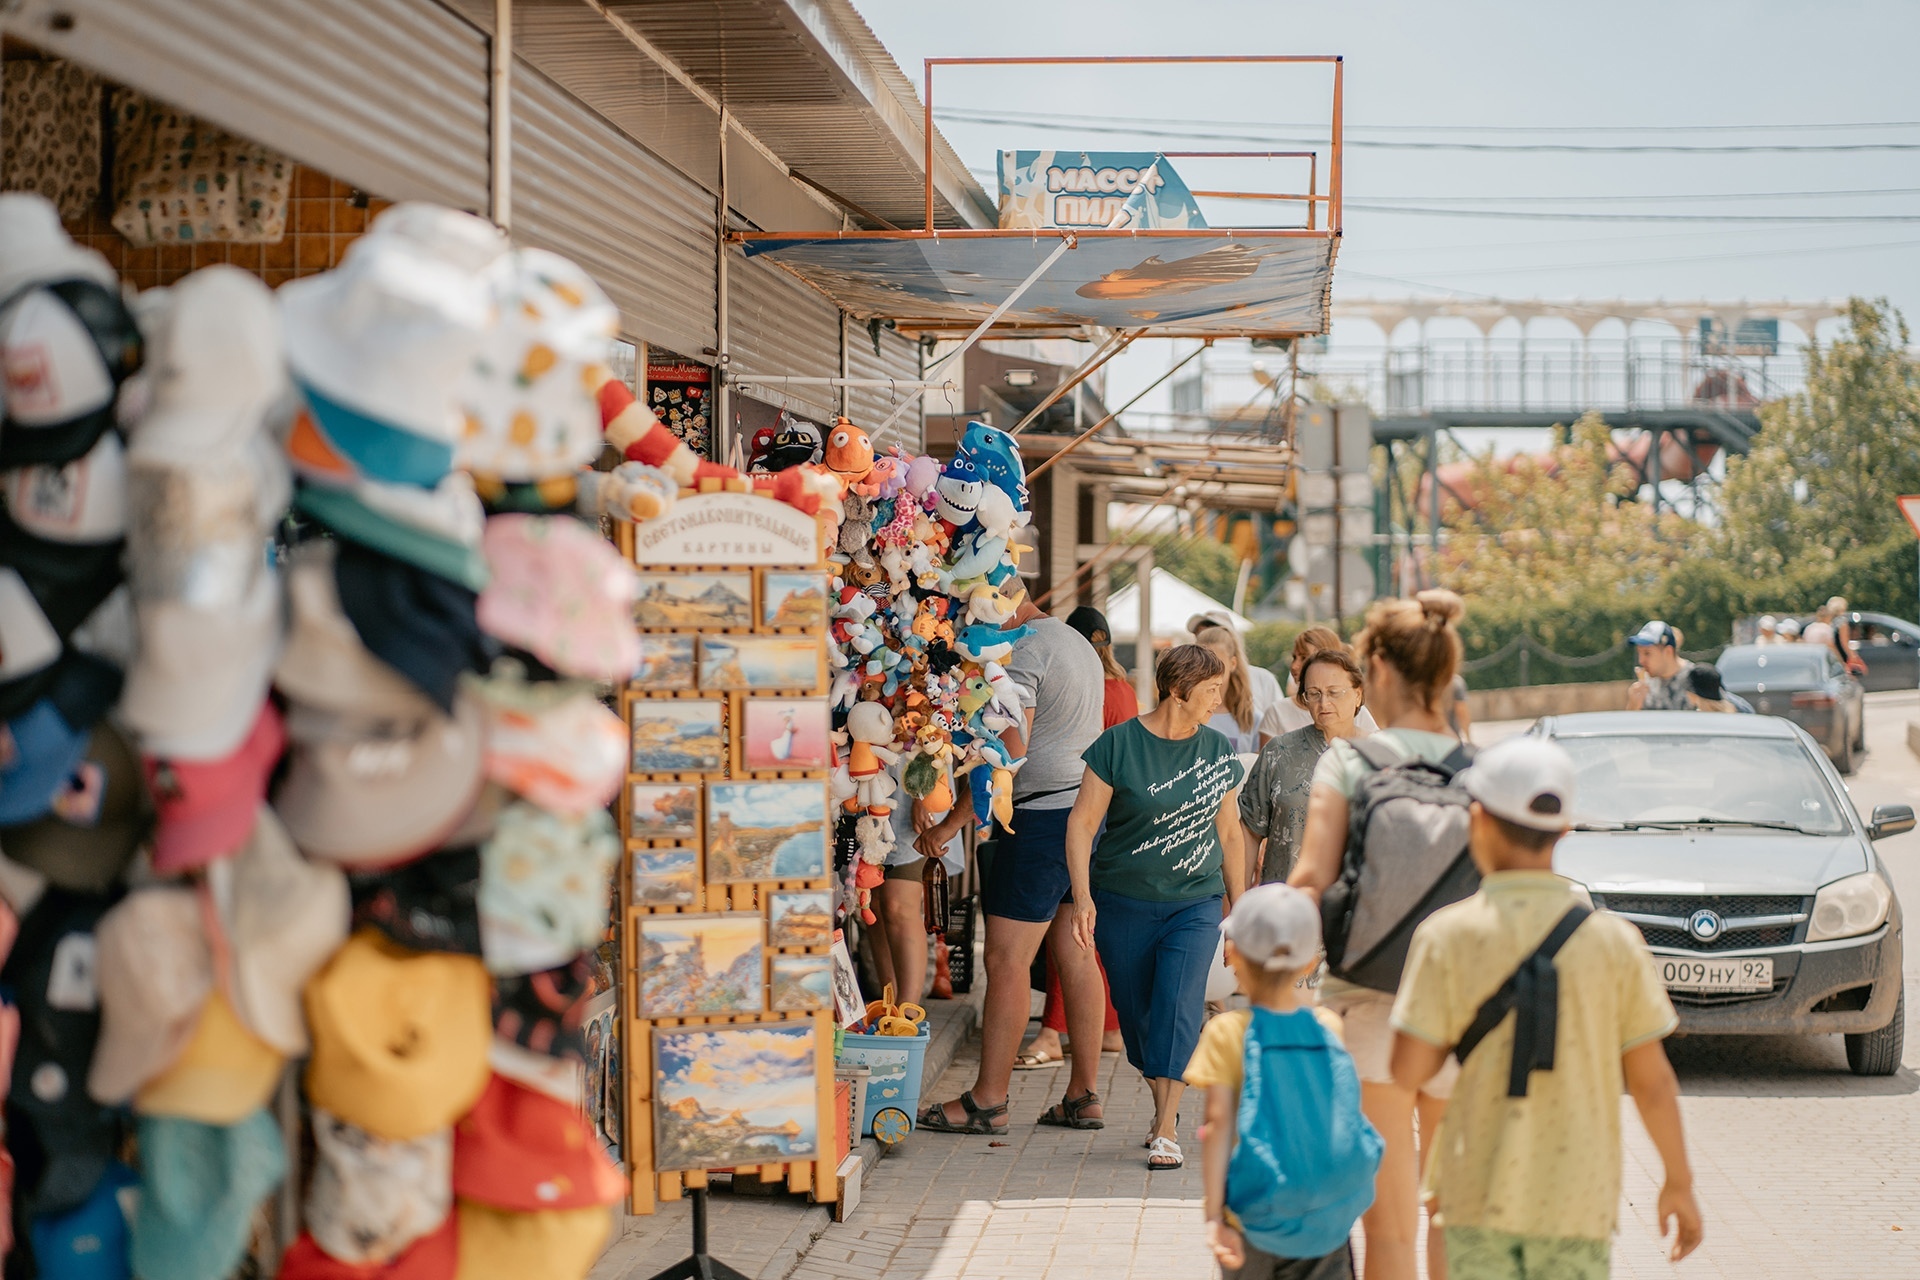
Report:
1066,645,1247,1172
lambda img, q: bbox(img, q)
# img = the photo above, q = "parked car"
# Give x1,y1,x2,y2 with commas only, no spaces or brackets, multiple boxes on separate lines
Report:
1534,711,1910,1075
1844,611,1920,692
1716,642,1865,773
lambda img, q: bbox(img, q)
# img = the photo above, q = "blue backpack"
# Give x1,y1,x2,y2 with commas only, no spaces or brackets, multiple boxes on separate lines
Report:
1226,1007,1385,1260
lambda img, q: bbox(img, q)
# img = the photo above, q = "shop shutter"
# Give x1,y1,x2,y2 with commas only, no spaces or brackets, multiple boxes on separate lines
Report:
847,325,927,454
727,251,841,425
512,63,718,364
2,0,490,212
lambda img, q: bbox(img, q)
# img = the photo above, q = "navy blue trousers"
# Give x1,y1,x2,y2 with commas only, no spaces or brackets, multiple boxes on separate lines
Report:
1093,888,1222,1080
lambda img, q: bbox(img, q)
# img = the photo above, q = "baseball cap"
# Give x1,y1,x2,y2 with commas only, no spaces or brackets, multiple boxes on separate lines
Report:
456,248,619,484
295,479,491,594
0,504,124,640
1628,620,1679,648
451,1201,612,1280
276,539,441,721
144,701,285,874
135,264,290,464
305,1110,453,1266
1687,664,1726,702
1065,605,1112,645
4,429,128,545
119,564,283,762
219,806,351,1057
333,539,493,715
0,652,122,827
0,193,118,302
272,690,486,869
352,846,484,957
129,1109,287,1280
303,928,493,1142
279,1211,458,1280
0,721,148,894
1220,883,1323,972
28,1159,137,1280
88,887,210,1106
470,672,625,820
478,804,618,977
476,514,639,682
132,988,285,1125
452,1073,624,1212
1778,618,1802,637
490,952,595,1063
0,278,142,469
278,202,505,447
1461,736,1578,833
1758,615,1778,631
0,566,62,698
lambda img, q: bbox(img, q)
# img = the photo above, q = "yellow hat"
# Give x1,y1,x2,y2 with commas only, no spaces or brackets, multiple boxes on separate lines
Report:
304,928,492,1141
134,989,285,1124
452,1201,611,1280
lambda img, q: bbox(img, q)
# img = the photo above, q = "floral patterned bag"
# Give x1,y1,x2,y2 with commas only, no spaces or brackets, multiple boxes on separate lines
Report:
109,89,292,246
2,60,103,220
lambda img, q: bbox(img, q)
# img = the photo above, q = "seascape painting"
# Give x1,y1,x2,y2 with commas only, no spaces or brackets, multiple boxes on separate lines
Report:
633,635,696,691
767,890,832,949
737,697,832,773
653,1023,819,1172
769,955,833,1012
696,635,822,693
634,572,753,630
631,847,700,907
760,570,829,630
636,913,764,1017
705,781,829,883
629,783,700,842
630,698,726,773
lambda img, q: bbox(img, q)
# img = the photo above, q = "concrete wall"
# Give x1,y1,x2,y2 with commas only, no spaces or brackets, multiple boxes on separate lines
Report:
1467,680,1633,725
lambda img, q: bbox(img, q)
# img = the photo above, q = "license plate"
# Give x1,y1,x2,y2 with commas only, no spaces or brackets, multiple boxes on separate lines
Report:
1660,956,1773,993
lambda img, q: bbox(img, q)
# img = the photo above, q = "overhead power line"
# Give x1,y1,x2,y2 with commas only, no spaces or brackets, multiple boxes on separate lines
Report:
1348,205,1920,223
1341,236,1920,283
1356,186,1920,204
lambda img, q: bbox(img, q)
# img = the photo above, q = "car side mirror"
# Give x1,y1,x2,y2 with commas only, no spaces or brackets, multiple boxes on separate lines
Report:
1869,804,1915,841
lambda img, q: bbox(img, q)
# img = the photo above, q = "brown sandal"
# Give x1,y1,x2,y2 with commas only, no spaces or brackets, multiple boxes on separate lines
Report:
919,1090,1009,1135
1036,1089,1105,1130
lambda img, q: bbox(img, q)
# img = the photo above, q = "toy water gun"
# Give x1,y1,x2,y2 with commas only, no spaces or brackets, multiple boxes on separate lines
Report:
860,986,926,1036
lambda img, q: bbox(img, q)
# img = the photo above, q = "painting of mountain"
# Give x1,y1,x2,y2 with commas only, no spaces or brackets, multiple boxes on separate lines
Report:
770,955,832,1012
634,572,754,630
706,781,828,883
761,571,829,629
767,891,832,949
653,1023,818,1171
637,913,764,1017
630,698,726,773
632,847,699,907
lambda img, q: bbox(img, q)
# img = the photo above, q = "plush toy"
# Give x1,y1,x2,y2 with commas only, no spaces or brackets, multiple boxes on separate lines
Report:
954,621,1032,665
836,493,876,566
932,460,983,530
956,420,1029,510
823,416,876,491
878,542,912,598
852,842,887,924
903,453,943,502
963,583,1019,628
839,701,901,817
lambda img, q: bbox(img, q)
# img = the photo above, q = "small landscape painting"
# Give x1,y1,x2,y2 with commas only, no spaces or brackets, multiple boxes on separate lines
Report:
705,781,828,883
767,890,832,949
637,913,764,1018
633,635,696,691
634,571,754,631
760,570,829,630
631,847,700,907
769,955,833,1013
629,698,726,773
629,783,700,843
653,1023,818,1172
738,697,832,773
697,635,822,693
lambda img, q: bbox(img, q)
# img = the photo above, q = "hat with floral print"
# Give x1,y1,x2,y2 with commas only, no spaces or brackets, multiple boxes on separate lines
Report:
476,514,637,681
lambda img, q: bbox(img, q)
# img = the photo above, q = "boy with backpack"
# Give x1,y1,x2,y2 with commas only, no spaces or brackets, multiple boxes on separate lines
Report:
1186,884,1384,1280
1389,737,1704,1279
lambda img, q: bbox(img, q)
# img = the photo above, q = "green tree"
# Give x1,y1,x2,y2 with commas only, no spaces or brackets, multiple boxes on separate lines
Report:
1721,297,1920,575
1110,532,1240,605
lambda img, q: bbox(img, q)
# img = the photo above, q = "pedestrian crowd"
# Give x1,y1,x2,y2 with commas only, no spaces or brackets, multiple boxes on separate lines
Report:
909,590,1704,1280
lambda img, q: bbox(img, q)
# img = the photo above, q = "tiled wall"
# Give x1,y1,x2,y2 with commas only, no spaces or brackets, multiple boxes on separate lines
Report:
59,166,391,292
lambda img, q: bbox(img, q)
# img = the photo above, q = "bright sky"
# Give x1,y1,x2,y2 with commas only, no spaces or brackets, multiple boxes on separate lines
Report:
857,0,1920,408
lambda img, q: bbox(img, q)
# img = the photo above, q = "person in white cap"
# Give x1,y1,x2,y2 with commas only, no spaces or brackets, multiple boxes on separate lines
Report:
1185,883,1380,1280
1624,620,1692,711
1756,615,1780,645
1388,737,1703,1277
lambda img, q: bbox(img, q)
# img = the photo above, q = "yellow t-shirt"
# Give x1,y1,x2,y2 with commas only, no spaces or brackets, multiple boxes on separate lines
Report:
1389,871,1677,1242
1184,1005,1347,1093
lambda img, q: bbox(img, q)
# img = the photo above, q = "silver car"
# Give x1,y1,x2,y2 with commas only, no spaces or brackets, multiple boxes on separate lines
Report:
1534,711,1911,1075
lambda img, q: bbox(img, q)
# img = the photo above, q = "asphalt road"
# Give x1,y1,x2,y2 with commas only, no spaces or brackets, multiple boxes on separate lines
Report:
1482,691,1920,1278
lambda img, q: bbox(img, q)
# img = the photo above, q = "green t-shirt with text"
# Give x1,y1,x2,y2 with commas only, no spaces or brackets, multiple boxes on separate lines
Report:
1083,718,1244,902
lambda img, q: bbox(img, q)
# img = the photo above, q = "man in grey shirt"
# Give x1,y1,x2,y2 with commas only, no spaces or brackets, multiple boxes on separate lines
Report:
1625,619,1695,711
918,595,1110,1135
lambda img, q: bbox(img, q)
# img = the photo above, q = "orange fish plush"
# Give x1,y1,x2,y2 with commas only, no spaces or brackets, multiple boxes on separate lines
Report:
823,416,875,489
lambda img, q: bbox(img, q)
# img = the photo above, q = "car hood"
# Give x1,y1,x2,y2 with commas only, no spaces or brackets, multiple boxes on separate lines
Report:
1555,830,1868,896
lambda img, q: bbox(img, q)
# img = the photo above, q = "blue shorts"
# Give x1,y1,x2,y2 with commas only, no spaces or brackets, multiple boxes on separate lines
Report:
980,805,1076,924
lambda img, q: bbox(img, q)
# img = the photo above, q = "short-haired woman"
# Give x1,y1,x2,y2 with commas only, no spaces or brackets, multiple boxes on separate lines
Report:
1261,626,1381,741
1066,644,1248,1171
1238,646,1366,887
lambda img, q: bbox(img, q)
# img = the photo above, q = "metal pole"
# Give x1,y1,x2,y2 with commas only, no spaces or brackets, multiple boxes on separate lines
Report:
1427,425,1441,564
714,112,731,462
1011,328,1143,437
1029,341,1209,481
489,0,512,232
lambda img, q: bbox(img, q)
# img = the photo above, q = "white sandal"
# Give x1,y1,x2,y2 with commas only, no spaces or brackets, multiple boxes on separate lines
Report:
1147,1135,1184,1171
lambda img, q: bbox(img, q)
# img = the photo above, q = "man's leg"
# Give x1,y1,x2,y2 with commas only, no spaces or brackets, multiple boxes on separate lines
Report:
877,875,927,1006
1046,909,1107,1115
924,913,1050,1127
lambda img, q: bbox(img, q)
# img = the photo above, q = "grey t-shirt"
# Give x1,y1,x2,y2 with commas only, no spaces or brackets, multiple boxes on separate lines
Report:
1006,615,1106,809
1639,659,1695,711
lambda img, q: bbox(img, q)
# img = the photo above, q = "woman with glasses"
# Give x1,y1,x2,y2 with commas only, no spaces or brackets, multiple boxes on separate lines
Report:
1238,645,1368,887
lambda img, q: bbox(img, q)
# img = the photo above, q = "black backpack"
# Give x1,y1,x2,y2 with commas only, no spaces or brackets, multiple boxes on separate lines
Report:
1320,738,1481,992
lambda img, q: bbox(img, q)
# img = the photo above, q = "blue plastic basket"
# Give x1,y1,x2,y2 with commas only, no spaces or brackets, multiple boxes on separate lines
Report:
834,1022,930,1136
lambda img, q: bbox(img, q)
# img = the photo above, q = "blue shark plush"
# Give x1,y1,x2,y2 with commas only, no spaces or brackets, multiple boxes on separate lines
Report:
957,421,1028,510
953,621,1031,664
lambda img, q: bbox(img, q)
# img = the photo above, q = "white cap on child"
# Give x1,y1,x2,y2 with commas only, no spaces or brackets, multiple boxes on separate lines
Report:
1220,883,1322,972
1460,736,1577,832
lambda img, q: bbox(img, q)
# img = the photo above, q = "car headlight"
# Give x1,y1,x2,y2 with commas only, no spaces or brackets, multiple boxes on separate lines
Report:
1807,872,1893,942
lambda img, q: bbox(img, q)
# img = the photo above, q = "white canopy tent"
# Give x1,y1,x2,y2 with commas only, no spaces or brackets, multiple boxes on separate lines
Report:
1105,569,1253,643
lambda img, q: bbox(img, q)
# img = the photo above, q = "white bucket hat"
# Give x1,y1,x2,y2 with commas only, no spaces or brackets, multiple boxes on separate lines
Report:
135,265,290,462
305,1111,453,1266
0,193,117,304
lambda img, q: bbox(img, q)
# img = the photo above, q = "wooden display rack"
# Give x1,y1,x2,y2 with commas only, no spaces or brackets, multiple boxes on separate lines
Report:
616,481,839,1216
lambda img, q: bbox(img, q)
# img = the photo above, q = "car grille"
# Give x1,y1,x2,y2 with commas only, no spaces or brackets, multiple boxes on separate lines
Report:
1638,923,1798,952
1596,893,1810,953
1667,977,1793,1008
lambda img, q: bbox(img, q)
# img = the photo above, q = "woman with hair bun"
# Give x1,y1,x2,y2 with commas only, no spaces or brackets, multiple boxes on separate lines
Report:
1290,589,1468,1280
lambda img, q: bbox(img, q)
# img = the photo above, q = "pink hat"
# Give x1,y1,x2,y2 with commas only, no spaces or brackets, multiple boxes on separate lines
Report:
144,702,288,874
476,515,637,681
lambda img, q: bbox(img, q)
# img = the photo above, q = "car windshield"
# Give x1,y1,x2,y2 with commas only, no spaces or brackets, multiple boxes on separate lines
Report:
1717,646,1825,685
1552,733,1849,834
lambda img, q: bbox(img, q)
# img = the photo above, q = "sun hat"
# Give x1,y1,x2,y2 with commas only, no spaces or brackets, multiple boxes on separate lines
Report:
0,651,122,827
453,1073,624,1212
272,690,486,869
276,539,440,720
490,952,595,1063
470,673,625,819
477,803,618,977
334,539,492,714
295,478,491,594
451,1201,612,1280
488,1039,586,1109
0,277,143,469
134,265,290,463
1461,736,1578,833
1628,620,1679,649
130,1109,287,1280
279,202,505,449
280,1212,459,1280
456,248,619,484
0,566,62,695
0,504,124,640
88,887,210,1106
2,721,148,894
28,1159,137,1280
304,928,493,1142
476,514,638,681
4,887,119,1218
284,388,454,491
0,193,118,302
306,1111,453,1266
4,429,127,545
133,987,285,1125
118,562,283,761
217,806,350,1057
143,701,284,874
352,846,484,957
1778,618,1802,638
1220,882,1323,973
